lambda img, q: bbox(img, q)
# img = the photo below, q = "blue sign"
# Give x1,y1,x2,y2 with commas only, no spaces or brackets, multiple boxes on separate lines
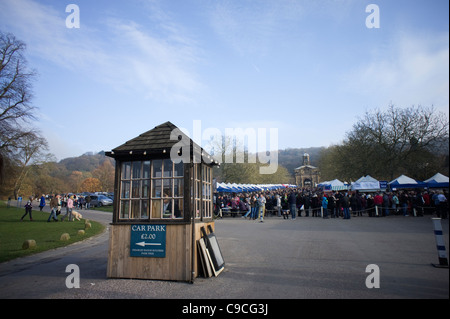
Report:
379,181,388,190
130,224,166,258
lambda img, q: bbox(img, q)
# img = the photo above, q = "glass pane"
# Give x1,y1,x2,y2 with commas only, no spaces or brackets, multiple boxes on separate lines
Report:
132,161,141,179
174,162,183,177
163,179,172,197
131,200,140,219
163,198,172,218
195,199,200,218
196,164,201,180
173,178,183,197
122,162,131,180
163,159,172,177
151,199,161,218
206,183,211,199
120,200,129,219
132,180,140,198
196,180,200,199
174,198,183,218
142,179,150,198
202,182,207,199
152,179,161,198
143,161,151,179
141,200,149,219
153,160,162,178
121,181,130,199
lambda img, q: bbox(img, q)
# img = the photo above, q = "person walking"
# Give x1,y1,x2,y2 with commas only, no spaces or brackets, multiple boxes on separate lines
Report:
303,193,311,217
85,194,91,209
322,195,329,218
276,194,282,217
39,194,46,211
382,192,390,216
328,193,336,218
21,196,34,221
288,191,297,220
342,193,350,219
47,194,59,222
257,193,266,222
61,195,74,221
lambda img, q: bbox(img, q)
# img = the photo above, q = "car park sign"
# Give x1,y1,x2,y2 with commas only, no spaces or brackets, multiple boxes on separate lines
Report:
130,224,166,258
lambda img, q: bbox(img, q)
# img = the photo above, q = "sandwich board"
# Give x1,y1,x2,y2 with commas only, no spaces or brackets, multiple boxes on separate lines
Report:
198,226,224,277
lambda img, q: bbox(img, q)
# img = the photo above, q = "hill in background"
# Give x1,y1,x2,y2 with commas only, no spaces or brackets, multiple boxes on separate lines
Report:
60,148,323,177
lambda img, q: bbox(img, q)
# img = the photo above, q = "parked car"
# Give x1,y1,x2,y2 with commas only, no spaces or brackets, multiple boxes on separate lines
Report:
89,194,113,207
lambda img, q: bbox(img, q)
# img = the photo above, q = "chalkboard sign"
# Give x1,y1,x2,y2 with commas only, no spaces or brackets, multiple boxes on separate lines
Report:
201,226,224,274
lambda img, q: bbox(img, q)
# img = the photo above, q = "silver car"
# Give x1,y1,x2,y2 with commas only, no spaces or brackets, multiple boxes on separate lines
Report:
89,195,113,207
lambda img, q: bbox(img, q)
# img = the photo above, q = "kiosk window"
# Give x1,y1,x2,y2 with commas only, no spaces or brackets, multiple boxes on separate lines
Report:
151,160,183,219
120,161,150,219
119,160,184,220
191,164,212,219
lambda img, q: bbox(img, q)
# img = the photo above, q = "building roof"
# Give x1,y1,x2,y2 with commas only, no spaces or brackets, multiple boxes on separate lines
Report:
106,121,218,165
294,164,318,170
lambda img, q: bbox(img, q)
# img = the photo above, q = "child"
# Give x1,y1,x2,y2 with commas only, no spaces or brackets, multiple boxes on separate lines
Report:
21,196,33,221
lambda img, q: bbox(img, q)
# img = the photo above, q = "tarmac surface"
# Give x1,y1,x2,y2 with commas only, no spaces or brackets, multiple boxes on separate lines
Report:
0,204,448,300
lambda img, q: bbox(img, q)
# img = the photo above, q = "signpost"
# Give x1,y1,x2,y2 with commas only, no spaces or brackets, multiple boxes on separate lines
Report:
130,224,166,258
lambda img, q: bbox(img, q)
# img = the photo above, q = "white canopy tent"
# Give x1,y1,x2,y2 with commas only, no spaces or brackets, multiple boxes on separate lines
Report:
318,179,348,191
351,175,381,192
388,175,426,189
424,173,449,188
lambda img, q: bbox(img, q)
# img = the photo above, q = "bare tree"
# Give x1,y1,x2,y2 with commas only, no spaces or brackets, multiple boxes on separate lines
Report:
0,31,38,183
9,132,49,198
319,105,449,181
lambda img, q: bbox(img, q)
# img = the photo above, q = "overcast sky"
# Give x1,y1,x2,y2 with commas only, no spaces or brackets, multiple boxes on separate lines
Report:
1,0,448,161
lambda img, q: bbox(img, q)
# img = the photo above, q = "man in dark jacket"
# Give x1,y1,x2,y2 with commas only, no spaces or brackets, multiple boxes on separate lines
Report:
341,193,350,219
288,191,297,220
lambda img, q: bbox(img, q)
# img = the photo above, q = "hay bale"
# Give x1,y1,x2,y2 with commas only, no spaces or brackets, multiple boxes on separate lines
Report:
77,229,85,236
60,233,70,241
85,222,92,230
22,239,36,250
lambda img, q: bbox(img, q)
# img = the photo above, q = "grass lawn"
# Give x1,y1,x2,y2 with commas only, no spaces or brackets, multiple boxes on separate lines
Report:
0,201,105,263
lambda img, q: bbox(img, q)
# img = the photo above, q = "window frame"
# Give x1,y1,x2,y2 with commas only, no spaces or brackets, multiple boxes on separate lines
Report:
118,159,186,222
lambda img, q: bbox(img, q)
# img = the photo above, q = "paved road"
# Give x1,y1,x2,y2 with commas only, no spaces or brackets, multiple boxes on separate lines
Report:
0,204,448,299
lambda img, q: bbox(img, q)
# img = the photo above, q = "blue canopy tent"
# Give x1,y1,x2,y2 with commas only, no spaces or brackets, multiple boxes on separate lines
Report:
388,175,426,190
216,183,232,193
424,173,449,188
215,183,295,193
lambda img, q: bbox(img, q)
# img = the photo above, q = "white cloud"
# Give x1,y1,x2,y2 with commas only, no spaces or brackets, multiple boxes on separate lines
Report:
0,0,203,104
344,31,449,113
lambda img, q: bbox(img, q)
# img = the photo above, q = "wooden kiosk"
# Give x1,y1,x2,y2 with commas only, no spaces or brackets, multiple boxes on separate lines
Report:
105,121,222,282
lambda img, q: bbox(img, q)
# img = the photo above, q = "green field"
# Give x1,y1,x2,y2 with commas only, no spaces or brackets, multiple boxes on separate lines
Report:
0,201,105,263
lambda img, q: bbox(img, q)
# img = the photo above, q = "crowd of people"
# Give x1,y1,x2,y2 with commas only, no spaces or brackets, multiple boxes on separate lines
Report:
214,188,449,221
19,193,93,222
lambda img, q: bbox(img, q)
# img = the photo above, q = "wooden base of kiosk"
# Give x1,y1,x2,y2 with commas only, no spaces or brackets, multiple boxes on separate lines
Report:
107,221,214,282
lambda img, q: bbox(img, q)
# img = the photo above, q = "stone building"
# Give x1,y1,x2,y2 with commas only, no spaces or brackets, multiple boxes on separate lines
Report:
294,153,320,188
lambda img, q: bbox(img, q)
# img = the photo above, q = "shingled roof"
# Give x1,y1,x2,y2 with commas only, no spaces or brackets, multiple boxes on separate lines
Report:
106,121,217,165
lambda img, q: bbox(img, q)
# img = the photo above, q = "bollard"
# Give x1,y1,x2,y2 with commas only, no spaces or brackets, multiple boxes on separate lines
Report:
431,218,448,268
